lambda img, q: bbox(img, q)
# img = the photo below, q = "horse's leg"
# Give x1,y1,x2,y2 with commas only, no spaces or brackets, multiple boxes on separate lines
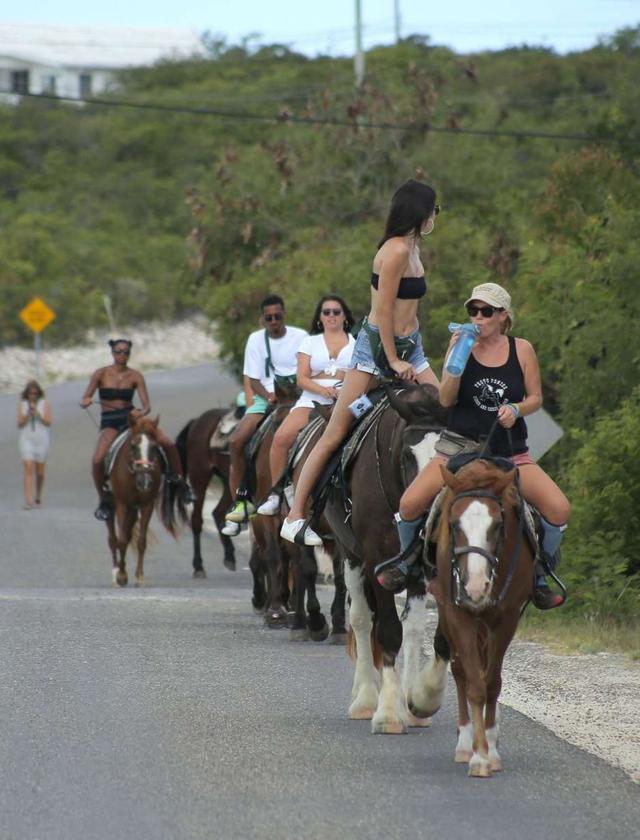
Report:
328,543,348,643
249,538,267,614
406,610,450,720
445,610,491,778
264,521,287,626
289,545,309,641
371,585,407,735
106,514,119,585
115,503,135,587
212,465,236,572
345,561,379,720
484,611,521,772
189,467,208,578
451,652,473,764
400,580,432,727
302,546,329,642
134,501,153,586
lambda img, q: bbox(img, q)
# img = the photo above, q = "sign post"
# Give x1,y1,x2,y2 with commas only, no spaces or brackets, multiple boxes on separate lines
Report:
19,297,56,378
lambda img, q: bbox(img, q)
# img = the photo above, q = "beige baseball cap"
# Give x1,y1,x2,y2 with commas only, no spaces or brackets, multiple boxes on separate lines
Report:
465,282,513,319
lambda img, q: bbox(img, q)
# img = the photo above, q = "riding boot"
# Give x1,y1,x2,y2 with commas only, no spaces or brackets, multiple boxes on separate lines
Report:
375,512,426,593
533,517,567,610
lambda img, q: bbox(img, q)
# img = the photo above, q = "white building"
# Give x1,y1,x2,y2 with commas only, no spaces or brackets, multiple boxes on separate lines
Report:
0,23,204,101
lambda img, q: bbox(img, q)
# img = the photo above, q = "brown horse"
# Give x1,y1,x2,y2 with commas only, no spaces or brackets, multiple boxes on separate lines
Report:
175,408,238,577
317,384,450,733
412,458,534,777
106,416,187,586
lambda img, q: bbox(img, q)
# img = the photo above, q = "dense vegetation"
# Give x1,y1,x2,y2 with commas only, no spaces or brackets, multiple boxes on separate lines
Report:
1,27,638,620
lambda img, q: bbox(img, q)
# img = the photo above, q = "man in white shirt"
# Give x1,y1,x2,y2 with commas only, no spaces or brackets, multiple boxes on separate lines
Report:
223,295,307,534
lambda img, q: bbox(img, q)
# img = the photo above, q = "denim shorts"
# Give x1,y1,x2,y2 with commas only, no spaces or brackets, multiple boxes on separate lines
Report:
349,322,430,377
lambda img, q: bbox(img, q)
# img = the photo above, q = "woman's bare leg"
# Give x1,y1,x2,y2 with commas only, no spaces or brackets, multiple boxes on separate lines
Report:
269,408,311,486
517,464,571,525
23,460,34,507
399,456,447,521
35,463,45,504
416,366,440,389
92,429,118,496
286,369,373,522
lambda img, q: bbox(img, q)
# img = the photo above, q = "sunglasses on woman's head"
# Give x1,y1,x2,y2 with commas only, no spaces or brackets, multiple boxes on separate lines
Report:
321,308,343,316
466,304,503,318
263,312,284,323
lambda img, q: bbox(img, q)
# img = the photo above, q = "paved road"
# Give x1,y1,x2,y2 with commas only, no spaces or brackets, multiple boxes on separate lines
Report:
1,365,638,840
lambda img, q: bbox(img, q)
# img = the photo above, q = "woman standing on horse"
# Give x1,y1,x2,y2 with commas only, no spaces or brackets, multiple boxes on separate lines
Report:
375,282,570,610
80,338,193,520
257,294,356,516
281,179,441,545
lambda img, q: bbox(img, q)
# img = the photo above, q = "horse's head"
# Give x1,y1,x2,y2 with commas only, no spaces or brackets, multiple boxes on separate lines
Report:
440,459,517,610
386,384,448,476
128,415,161,493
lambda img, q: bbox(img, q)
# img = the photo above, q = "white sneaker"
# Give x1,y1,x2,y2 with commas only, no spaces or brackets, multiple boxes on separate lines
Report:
257,493,281,516
221,520,241,537
280,517,322,546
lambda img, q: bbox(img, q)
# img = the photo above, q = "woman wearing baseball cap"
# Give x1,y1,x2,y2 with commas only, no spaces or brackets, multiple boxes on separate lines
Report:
375,282,570,609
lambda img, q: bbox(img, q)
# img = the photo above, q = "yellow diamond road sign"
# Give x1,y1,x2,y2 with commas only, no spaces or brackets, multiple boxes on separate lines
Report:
19,297,56,334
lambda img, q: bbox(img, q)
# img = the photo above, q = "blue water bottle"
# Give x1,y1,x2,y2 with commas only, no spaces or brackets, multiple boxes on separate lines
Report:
445,322,480,376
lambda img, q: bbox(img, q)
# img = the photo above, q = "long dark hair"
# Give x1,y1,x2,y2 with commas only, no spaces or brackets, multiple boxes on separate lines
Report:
309,294,355,335
21,379,44,401
378,179,437,247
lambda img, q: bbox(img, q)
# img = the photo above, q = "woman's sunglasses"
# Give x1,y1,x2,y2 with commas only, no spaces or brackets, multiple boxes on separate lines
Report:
113,349,130,356
466,304,503,318
321,308,343,317
263,312,284,323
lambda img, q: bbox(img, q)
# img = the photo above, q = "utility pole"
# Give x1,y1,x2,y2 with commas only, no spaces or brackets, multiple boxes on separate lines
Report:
354,0,365,88
394,0,401,43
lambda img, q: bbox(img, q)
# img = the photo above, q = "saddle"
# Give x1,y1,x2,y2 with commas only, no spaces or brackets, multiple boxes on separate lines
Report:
209,407,244,451
104,431,130,476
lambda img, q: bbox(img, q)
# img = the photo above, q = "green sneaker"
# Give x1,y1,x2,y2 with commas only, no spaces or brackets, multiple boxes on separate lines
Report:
225,499,257,523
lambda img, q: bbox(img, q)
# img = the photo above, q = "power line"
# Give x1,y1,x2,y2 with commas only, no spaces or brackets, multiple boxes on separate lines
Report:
0,88,601,143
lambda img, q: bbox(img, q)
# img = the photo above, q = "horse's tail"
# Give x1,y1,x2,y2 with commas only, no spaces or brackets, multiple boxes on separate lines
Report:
158,474,189,538
175,419,194,476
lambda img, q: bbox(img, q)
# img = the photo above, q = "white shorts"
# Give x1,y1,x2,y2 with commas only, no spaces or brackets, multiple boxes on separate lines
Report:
292,378,342,410
19,430,50,463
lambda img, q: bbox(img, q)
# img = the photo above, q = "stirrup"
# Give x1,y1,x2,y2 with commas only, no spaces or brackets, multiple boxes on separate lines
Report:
374,537,424,593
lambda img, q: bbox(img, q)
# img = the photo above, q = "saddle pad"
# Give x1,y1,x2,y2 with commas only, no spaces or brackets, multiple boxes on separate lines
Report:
339,394,389,478
209,409,240,450
104,430,130,476
247,411,277,461
292,415,325,471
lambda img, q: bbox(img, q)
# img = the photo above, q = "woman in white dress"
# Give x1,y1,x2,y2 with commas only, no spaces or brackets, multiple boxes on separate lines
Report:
257,295,355,516
17,380,52,509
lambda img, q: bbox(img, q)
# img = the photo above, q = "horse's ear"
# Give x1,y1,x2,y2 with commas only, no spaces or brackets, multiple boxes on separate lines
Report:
440,464,459,490
493,468,517,495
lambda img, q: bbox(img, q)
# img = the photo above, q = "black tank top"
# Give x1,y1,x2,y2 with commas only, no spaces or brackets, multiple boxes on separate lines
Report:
448,336,528,456
99,387,135,401
370,273,427,300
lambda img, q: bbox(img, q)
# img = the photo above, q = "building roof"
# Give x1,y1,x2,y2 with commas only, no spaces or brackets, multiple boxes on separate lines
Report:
0,22,205,69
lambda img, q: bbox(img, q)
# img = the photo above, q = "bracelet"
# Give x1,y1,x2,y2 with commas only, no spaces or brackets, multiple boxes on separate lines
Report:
507,403,521,419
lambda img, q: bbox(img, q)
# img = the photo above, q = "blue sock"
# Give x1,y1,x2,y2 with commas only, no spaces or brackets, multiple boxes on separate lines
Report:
539,517,567,572
394,513,423,553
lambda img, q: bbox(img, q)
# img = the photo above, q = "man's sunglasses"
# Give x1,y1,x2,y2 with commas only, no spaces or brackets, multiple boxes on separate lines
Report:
263,312,284,323
321,308,343,317
112,349,130,355
466,304,503,318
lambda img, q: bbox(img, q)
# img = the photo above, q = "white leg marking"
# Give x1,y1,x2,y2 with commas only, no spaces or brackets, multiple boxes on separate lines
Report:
371,665,408,734
468,750,492,778
459,501,493,604
407,653,448,718
345,563,379,719
455,721,474,763
401,595,426,695
410,432,439,473
487,725,502,771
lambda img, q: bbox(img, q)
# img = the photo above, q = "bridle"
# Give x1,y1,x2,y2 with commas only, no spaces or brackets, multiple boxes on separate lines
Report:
449,485,525,609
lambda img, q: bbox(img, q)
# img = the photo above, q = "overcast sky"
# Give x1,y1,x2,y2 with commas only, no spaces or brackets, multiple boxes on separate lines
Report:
2,0,638,54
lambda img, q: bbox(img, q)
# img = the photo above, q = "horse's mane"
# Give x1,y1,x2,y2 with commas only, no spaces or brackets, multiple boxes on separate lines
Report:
130,416,160,440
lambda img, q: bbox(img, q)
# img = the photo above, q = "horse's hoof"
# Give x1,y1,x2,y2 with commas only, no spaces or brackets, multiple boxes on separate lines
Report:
134,578,144,588
407,712,432,728
349,707,375,721
489,756,503,772
309,622,330,643
265,609,287,628
223,558,236,572
468,760,492,778
116,573,128,587
289,628,310,642
371,719,407,735
329,632,348,645
192,569,207,579
455,750,473,764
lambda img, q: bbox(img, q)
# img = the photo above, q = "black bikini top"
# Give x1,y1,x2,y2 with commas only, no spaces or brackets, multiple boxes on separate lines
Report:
371,272,427,300
99,387,135,402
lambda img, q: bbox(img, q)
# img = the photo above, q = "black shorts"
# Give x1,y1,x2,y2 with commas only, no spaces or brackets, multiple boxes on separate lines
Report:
100,408,131,432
